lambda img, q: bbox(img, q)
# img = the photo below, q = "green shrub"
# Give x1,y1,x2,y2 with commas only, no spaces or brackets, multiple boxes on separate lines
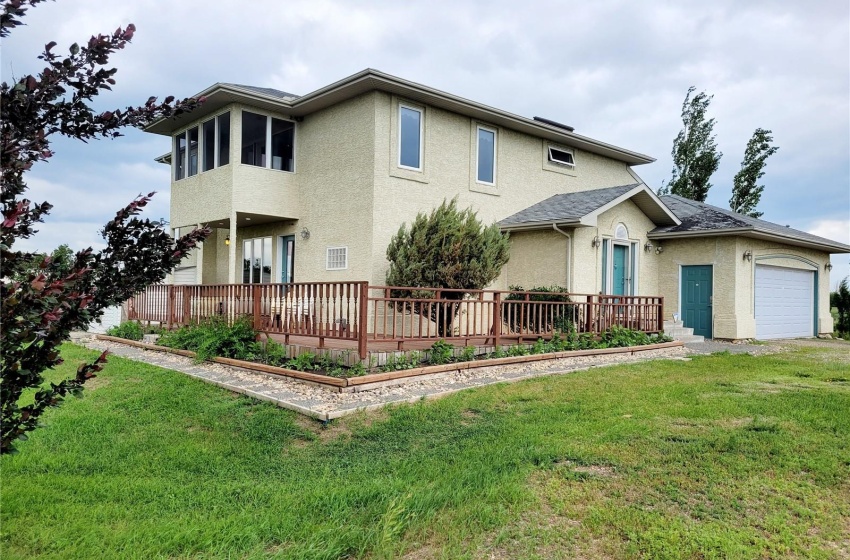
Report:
287,351,317,372
158,317,257,362
106,321,144,341
246,340,288,367
505,285,577,334
459,345,476,362
382,351,423,372
428,340,455,365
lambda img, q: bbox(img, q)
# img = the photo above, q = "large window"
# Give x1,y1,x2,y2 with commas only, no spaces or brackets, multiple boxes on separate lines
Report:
476,126,496,184
173,111,230,180
242,110,295,172
399,105,422,170
243,237,272,284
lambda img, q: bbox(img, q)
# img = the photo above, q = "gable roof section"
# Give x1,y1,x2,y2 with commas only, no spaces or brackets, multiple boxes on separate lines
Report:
499,183,680,231
145,69,654,165
650,195,850,253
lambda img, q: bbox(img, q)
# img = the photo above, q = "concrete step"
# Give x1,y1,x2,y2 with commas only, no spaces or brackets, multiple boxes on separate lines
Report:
677,334,705,343
664,327,695,337
663,320,684,328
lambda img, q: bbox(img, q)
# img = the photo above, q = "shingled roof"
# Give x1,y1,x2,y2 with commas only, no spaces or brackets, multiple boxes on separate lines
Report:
220,83,299,99
650,195,850,253
498,184,679,230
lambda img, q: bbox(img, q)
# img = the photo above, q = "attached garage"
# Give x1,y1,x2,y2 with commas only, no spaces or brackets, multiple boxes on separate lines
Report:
173,266,197,285
755,264,814,339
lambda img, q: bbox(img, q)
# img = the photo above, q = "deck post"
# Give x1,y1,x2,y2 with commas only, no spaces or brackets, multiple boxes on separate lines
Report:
585,295,593,334
252,285,262,331
166,285,174,330
358,282,369,360
182,286,191,325
658,297,664,333
493,291,502,349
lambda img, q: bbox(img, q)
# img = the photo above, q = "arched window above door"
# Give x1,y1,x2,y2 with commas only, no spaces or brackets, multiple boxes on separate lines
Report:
614,223,629,240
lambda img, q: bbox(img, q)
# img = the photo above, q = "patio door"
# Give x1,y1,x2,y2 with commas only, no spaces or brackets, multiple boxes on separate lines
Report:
279,235,295,284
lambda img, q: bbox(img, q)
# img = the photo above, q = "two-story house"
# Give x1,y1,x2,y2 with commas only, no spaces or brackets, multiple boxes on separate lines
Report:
145,69,849,340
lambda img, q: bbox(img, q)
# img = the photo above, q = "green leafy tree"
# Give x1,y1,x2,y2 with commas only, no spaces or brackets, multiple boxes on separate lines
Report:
385,198,510,336
729,128,779,218
658,86,722,201
831,277,850,337
1,2,209,454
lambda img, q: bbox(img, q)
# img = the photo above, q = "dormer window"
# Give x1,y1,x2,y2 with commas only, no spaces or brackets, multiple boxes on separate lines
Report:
548,146,575,167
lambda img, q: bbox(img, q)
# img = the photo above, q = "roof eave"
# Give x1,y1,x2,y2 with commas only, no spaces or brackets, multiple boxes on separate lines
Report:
649,227,850,253
499,219,585,232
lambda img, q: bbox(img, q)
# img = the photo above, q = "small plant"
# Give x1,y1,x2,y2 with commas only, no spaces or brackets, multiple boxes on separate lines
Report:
428,339,455,365
158,317,257,362
459,345,476,362
531,338,547,355
317,353,346,377
507,344,529,357
106,321,144,341
489,346,507,359
382,351,423,372
347,360,368,377
287,351,317,372
247,340,288,367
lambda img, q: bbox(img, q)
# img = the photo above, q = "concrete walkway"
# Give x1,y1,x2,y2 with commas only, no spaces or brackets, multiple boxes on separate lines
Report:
83,337,693,421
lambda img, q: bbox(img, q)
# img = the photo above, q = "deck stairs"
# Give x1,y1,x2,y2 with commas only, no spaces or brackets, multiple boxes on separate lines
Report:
663,320,705,343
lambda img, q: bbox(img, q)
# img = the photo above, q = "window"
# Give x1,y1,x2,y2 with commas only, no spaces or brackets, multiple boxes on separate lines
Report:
615,223,629,240
270,118,294,171
326,247,348,270
174,134,186,180
173,111,231,180
187,127,199,176
548,146,575,166
476,126,496,184
399,105,422,170
242,237,272,284
217,112,230,166
241,111,267,167
202,118,215,172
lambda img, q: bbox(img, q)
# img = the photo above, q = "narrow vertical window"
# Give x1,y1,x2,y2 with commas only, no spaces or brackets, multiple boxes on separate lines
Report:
242,240,251,284
477,126,496,184
252,238,262,283
241,111,267,167
187,127,199,177
174,134,186,180
601,238,609,294
261,238,272,283
399,106,422,170
202,118,215,172
270,118,294,171
217,112,230,166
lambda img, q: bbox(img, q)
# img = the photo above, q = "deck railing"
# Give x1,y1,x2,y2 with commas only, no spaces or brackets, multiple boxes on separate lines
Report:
125,282,663,359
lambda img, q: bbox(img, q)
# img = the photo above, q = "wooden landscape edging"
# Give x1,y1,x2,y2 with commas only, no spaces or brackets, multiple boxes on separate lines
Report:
95,335,683,390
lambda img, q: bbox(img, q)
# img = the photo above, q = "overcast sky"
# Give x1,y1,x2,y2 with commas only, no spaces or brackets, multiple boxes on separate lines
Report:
4,0,849,286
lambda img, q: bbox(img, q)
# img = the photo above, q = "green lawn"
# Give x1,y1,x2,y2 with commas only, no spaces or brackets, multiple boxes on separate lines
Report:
2,342,849,559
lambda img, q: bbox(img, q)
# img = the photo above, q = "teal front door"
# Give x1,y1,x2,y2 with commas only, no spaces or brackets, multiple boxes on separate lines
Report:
681,265,712,338
612,245,628,295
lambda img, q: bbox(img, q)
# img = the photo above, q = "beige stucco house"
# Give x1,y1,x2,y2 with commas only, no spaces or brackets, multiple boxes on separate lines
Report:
146,69,850,341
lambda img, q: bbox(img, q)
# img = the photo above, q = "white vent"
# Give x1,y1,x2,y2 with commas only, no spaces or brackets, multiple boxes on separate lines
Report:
548,146,575,166
326,247,348,270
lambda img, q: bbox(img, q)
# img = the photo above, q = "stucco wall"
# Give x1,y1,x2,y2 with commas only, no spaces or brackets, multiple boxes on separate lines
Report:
503,230,570,290
656,236,832,339
369,91,641,288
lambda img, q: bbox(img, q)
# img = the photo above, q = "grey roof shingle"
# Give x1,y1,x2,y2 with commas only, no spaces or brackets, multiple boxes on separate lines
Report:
221,83,299,99
498,184,639,227
654,195,850,251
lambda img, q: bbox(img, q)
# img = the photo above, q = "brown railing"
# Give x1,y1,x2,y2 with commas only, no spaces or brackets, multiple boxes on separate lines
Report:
125,282,663,360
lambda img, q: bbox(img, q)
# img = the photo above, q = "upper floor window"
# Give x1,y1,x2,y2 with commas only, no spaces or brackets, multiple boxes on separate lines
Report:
548,146,575,167
173,111,230,181
399,105,422,170
241,110,295,172
476,126,496,185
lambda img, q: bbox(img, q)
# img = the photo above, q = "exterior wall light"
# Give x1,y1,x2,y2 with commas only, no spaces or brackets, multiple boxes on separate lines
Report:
300,227,310,240
825,262,833,271
591,236,600,248
655,245,664,255
225,235,230,246
644,241,654,253
743,250,753,262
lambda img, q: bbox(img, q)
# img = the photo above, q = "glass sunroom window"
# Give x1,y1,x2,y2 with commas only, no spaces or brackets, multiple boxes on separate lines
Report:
241,111,267,167
217,112,230,166
202,119,215,172
477,126,495,184
399,106,422,170
174,134,186,180
187,127,199,176
270,118,294,171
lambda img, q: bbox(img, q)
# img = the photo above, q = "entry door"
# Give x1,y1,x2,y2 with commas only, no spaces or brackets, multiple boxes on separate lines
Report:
681,265,713,338
612,245,628,295
280,235,295,284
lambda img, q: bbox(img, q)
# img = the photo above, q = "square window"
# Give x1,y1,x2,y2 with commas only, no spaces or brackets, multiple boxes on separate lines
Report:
326,247,348,270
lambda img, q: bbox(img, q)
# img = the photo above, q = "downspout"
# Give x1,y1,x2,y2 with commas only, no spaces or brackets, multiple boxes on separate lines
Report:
552,224,572,290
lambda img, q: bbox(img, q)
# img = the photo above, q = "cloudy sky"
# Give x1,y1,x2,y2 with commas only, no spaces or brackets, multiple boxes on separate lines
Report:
4,0,849,286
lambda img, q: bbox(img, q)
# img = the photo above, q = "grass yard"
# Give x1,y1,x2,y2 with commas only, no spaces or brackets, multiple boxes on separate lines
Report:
1,341,849,559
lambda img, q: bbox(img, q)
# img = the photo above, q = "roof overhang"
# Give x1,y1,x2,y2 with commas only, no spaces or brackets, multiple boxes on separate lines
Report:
145,69,655,165
648,228,850,254
500,184,680,232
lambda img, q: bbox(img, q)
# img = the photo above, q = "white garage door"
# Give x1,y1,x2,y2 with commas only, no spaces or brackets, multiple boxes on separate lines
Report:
755,265,814,339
